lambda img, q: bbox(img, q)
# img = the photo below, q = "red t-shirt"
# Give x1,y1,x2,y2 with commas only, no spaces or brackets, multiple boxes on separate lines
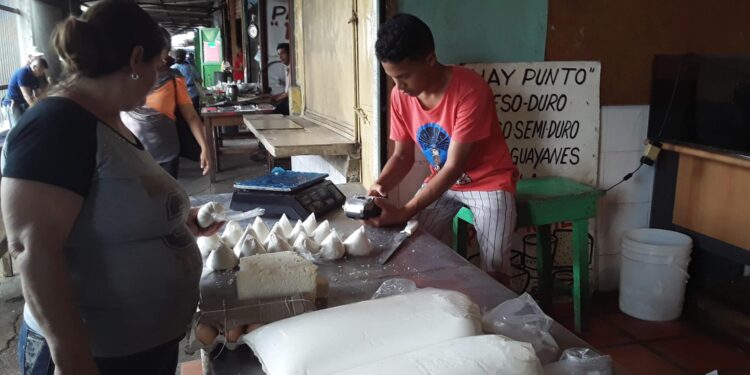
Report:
390,66,518,193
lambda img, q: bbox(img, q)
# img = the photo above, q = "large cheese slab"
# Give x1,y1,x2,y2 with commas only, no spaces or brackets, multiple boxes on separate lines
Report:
244,288,481,375
236,251,317,300
333,335,543,375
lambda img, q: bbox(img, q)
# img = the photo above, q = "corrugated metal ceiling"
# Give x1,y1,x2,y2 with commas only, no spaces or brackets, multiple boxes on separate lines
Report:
84,0,220,33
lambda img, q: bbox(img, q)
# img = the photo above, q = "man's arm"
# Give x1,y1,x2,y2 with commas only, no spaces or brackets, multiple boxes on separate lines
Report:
367,140,473,227
2,178,99,374
404,140,472,214
177,103,210,175
191,66,203,85
19,86,38,107
271,91,288,103
368,140,415,197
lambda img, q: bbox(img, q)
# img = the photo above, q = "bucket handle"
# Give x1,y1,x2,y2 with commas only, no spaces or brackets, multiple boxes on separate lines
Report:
621,252,690,278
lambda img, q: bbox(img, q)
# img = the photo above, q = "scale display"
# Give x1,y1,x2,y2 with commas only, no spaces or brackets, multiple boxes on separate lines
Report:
230,169,345,220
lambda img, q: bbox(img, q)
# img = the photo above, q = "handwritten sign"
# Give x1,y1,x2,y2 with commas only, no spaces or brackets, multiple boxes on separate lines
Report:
466,62,601,185
266,0,290,61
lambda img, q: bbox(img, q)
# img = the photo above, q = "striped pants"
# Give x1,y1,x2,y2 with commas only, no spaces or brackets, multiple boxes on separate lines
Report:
418,190,516,273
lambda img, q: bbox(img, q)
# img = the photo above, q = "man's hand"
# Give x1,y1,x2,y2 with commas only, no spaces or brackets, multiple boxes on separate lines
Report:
186,207,224,237
364,198,415,227
199,149,211,176
367,183,387,198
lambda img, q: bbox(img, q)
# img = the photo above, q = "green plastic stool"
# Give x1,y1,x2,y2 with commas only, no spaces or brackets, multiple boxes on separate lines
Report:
452,177,602,333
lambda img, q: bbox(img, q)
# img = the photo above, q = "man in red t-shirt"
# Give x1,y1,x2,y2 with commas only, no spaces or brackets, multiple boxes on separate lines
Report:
367,14,519,277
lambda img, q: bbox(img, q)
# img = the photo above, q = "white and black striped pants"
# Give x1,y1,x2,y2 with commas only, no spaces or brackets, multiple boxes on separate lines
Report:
418,190,516,273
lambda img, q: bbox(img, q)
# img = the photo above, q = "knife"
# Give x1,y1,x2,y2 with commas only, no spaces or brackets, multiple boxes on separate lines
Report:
377,220,419,265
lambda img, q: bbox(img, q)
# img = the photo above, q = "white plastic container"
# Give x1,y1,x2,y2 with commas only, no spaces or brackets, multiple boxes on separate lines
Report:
619,228,692,321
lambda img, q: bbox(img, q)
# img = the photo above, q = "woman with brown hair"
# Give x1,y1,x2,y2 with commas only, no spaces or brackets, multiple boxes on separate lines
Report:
1,1,221,374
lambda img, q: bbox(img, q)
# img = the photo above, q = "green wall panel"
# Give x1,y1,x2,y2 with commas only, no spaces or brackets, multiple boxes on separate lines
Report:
397,0,547,64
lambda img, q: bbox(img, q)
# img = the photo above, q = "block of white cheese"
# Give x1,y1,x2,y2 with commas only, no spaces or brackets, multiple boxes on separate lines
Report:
332,335,542,375
236,251,318,300
244,288,481,375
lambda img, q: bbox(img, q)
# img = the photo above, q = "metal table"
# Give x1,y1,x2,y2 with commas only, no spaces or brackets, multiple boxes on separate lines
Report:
190,184,623,374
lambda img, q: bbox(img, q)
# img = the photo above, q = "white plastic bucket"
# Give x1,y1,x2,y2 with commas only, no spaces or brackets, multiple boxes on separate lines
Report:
619,228,693,321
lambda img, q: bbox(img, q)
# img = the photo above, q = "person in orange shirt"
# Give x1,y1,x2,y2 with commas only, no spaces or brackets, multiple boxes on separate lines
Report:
366,14,519,279
233,51,244,82
122,29,210,178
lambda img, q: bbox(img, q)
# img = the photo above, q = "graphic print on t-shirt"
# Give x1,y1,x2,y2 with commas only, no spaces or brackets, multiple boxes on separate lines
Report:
416,122,472,185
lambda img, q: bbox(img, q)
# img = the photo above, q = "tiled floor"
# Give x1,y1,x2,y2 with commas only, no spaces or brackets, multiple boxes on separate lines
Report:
547,292,750,374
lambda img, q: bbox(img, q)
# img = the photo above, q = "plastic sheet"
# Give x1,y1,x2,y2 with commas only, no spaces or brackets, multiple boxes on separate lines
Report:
212,207,265,222
543,347,613,374
481,293,560,363
371,278,417,299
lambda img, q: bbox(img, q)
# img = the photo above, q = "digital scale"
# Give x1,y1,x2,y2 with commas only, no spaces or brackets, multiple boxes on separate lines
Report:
230,168,346,220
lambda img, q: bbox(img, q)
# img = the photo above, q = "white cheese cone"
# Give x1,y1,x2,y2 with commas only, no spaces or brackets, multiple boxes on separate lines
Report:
302,213,317,235
197,233,221,259
293,231,310,247
344,226,373,256
207,242,239,271
234,235,266,258
252,217,270,243
312,220,331,244
269,222,289,241
243,225,262,243
293,232,321,254
265,232,293,253
221,221,244,248
319,230,345,260
277,214,294,238
289,220,307,240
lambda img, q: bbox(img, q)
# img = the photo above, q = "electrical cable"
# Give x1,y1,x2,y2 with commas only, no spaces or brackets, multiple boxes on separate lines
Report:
603,162,643,192
602,56,686,193
655,56,686,141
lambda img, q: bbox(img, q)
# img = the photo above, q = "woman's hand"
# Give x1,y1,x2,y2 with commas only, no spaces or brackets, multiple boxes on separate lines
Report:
364,198,415,227
187,207,223,237
200,149,210,176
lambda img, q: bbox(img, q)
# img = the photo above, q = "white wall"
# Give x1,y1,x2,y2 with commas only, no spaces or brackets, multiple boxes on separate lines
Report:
595,105,654,290
292,155,348,184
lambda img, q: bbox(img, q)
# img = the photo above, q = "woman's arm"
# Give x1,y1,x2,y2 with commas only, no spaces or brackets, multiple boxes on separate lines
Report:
2,178,98,374
177,103,210,175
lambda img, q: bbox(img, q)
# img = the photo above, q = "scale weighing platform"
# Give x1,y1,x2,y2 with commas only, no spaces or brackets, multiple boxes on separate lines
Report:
230,168,346,220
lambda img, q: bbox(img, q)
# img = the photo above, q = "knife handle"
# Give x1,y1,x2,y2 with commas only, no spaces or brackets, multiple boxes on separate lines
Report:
402,220,419,236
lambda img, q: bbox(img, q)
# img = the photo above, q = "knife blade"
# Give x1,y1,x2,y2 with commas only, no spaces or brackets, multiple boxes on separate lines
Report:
377,220,419,265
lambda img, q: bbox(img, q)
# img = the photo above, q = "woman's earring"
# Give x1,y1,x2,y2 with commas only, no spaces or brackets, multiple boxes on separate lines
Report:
130,73,140,80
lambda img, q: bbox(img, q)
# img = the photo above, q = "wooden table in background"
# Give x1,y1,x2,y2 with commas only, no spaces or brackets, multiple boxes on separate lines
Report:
201,105,275,182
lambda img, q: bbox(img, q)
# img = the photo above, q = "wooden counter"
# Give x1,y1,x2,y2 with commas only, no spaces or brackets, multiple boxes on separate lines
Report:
243,115,356,158
664,142,750,250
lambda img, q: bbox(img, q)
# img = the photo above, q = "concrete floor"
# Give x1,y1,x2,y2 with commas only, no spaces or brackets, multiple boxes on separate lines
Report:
0,149,267,374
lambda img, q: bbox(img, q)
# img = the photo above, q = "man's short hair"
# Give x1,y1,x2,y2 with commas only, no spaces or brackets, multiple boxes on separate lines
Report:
375,13,435,63
277,43,290,53
31,57,48,69
174,49,187,63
